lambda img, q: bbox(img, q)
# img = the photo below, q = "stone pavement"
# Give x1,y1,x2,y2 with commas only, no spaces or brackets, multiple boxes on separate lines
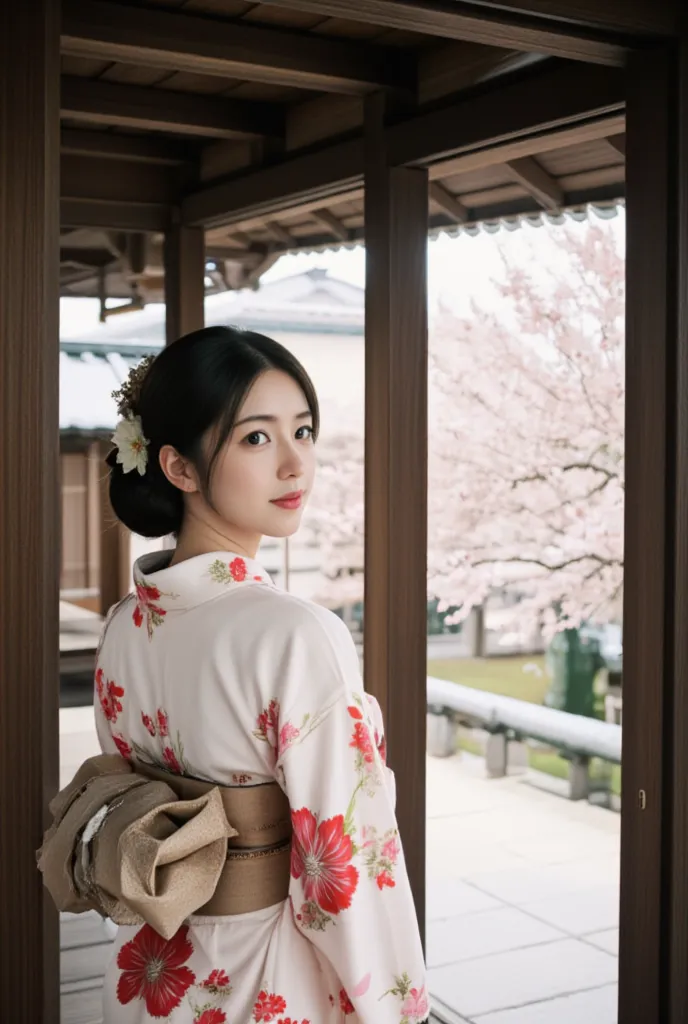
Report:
426,751,620,1024
59,708,620,1024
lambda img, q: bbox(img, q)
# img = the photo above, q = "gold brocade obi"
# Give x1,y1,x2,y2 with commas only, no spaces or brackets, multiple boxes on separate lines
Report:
37,754,292,939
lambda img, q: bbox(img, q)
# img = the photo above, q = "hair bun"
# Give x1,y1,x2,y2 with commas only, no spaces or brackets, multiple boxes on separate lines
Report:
108,456,183,538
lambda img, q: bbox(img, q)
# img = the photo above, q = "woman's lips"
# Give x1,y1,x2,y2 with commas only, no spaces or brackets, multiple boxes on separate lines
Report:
271,490,303,510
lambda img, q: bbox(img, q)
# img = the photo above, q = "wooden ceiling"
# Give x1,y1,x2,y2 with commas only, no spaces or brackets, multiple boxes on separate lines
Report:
58,0,660,303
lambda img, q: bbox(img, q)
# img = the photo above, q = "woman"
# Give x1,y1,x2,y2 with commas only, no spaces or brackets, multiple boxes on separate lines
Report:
96,326,427,1024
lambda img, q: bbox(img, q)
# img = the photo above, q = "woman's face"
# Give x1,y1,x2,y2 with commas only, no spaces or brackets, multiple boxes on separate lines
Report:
204,368,317,545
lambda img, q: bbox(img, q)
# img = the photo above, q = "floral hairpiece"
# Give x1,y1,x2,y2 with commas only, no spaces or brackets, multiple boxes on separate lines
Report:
110,356,155,476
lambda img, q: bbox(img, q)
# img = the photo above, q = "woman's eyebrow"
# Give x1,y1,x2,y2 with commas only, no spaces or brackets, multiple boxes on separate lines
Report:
234,411,312,427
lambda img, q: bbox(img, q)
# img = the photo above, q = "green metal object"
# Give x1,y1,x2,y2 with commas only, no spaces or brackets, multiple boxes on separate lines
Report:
545,628,605,718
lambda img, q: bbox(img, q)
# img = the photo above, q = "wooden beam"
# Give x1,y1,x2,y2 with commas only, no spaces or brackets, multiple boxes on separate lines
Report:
61,154,182,205
607,134,627,159
312,207,349,241
619,44,688,1024
60,246,117,267
0,1,61,1020
61,199,171,232
61,128,192,165
429,181,469,222
183,136,363,229
455,0,677,36
428,114,625,179
182,61,623,228
61,0,415,97
243,251,282,288
164,220,205,344
385,62,624,167
363,93,428,943
418,42,544,105
204,244,257,262
505,155,564,210
255,0,634,65
60,75,284,140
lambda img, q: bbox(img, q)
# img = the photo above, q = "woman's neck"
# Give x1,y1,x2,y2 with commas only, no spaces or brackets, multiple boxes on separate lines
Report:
169,514,261,567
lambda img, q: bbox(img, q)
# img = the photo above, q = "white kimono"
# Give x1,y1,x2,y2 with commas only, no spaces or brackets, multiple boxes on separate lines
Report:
95,549,428,1024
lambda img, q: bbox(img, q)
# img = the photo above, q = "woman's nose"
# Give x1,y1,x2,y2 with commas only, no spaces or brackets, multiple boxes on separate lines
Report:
279,442,304,478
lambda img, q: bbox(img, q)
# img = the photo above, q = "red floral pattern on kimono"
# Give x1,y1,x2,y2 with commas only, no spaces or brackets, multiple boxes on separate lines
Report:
339,988,356,1014
382,975,429,1024
291,809,359,921
254,699,315,765
197,1011,227,1024
116,925,195,1017
116,924,236,1021
133,581,173,640
112,733,133,761
95,668,124,724
131,705,193,777
253,990,287,1021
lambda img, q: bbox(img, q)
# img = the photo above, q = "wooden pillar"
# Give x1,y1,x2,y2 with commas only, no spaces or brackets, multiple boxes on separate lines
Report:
99,441,132,615
363,94,428,939
0,1,60,1019
620,44,688,1024
164,217,205,345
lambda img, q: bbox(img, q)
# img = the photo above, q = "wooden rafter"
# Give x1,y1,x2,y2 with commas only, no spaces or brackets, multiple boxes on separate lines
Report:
61,0,415,97
504,155,564,210
267,220,297,247
182,61,624,228
311,208,349,241
254,0,634,65
60,76,284,140
429,181,469,222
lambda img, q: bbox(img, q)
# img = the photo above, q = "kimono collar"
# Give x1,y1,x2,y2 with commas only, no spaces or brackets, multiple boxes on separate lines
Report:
133,549,275,621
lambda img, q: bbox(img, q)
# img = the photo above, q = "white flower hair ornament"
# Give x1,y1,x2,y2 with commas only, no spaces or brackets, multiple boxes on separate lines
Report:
111,414,149,476
110,355,155,476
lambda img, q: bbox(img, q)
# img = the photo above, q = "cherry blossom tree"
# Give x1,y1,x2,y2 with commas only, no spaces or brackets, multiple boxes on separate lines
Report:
427,221,625,635
304,410,365,608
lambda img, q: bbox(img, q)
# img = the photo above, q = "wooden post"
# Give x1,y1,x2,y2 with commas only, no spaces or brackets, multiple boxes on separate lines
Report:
164,216,205,345
363,94,428,941
0,1,60,1019
99,440,132,615
620,44,688,1024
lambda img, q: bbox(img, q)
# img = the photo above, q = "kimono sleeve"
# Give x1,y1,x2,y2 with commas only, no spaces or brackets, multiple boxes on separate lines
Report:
93,600,130,760
275,609,429,1024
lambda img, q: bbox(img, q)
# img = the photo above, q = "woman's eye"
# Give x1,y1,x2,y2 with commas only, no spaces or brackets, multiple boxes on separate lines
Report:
296,425,314,440
244,431,269,446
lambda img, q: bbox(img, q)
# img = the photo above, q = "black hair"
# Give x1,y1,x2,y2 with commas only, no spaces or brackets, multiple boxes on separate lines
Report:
106,325,320,538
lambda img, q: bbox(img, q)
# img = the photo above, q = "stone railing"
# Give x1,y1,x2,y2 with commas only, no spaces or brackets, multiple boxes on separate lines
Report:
427,675,622,801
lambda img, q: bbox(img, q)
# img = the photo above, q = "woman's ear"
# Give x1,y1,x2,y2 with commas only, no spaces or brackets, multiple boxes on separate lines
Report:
159,445,200,494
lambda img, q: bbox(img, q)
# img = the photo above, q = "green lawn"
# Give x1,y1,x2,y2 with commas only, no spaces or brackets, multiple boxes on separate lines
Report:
428,655,549,704
428,655,621,797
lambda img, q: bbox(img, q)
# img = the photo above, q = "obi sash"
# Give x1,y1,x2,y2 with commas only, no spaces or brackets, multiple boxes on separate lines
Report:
37,754,292,939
